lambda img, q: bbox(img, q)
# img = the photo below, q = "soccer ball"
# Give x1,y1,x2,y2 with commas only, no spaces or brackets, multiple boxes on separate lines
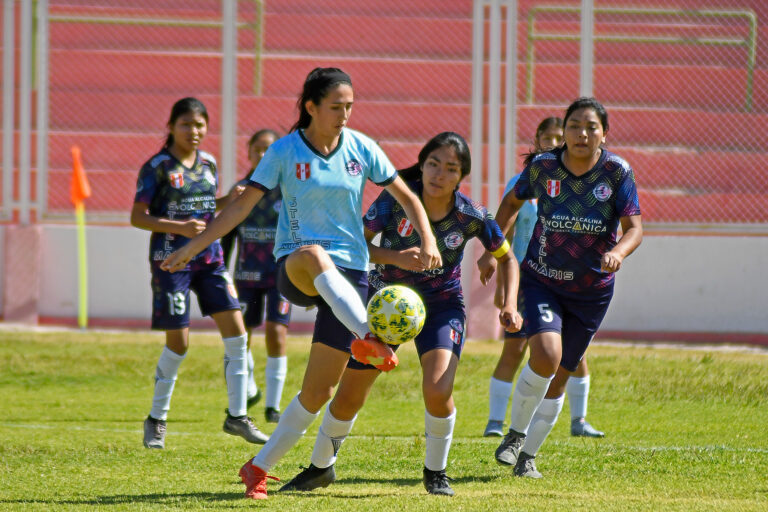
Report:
367,285,426,345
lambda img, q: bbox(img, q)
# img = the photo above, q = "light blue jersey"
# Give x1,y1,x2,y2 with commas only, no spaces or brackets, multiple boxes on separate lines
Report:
247,128,397,271
503,173,538,262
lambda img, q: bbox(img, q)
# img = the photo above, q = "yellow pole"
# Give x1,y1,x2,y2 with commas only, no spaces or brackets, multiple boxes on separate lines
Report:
75,201,88,329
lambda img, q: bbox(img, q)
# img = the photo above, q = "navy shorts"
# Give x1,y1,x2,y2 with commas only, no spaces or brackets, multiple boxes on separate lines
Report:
236,285,292,328
150,261,240,330
276,257,368,352
348,296,466,371
519,274,612,372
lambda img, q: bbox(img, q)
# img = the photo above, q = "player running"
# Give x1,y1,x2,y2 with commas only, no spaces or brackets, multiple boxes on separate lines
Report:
279,132,522,496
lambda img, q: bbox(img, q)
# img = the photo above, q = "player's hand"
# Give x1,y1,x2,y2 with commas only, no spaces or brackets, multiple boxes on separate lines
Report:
181,219,207,238
601,250,624,273
161,246,194,273
477,251,497,285
396,247,427,272
500,308,523,333
419,237,442,270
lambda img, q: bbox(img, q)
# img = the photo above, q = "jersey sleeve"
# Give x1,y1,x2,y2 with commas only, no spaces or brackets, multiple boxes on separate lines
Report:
615,166,642,217
367,142,397,186
503,173,522,198
134,160,160,205
478,208,510,259
512,165,535,201
248,144,281,190
363,189,395,233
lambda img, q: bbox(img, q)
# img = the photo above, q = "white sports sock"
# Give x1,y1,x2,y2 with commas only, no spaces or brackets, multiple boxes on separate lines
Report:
310,404,357,468
424,409,456,472
521,395,565,456
246,350,259,399
313,269,369,338
508,365,553,435
488,377,514,422
251,394,320,471
149,346,186,420
566,375,590,420
265,356,287,410
222,334,249,417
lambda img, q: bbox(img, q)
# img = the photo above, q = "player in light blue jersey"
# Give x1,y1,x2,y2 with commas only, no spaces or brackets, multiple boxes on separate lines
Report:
161,68,441,500
478,99,642,478
279,132,522,497
131,98,269,451
484,118,606,439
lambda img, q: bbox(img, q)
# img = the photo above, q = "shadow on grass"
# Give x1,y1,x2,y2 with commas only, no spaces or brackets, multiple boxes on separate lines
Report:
0,491,242,506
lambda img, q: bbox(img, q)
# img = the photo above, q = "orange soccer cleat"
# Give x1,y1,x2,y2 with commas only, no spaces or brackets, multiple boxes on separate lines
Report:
351,333,399,372
239,459,279,500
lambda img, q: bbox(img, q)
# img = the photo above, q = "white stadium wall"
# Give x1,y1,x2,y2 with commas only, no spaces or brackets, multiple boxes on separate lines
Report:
1,224,766,342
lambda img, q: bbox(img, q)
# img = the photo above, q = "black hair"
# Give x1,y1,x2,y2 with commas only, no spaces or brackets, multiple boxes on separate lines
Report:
563,96,609,135
164,97,208,149
247,128,280,148
398,131,471,183
522,116,564,166
290,67,353,133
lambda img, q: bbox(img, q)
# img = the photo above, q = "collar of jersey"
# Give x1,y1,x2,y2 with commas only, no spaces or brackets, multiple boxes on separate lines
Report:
298,129,345,161
163,147,199,171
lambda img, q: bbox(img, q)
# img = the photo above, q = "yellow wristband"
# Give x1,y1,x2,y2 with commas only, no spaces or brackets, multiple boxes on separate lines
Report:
491,240,510,259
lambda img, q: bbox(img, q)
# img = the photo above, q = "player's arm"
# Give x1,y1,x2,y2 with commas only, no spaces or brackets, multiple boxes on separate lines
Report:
601,214,643,272
365,228,426,272
384,176,442,270
495,250,522,333
130,201,206,239
477,191,526,284
161,185,266,272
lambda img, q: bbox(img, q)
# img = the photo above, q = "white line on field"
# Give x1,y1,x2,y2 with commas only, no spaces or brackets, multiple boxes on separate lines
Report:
2,422,766,454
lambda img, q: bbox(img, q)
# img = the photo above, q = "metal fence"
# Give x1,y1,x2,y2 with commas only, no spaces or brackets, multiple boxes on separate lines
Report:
1,0,767,231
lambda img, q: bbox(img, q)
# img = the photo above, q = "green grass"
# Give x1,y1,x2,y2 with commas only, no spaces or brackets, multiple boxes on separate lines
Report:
1,329,767,511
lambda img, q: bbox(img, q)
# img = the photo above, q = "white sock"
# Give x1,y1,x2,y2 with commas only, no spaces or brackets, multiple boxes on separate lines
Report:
508,365,553,435
488,377,514,422
310,404,357,468
222,334,249,417
566,375,590,420
265,356,287,410
246,350,259,399
313,268,369,338
251,394,320,471
521,395,565,456
149,347,186,420
424,409,456,472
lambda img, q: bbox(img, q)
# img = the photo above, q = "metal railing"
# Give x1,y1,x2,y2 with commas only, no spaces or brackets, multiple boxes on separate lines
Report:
526,6,758,111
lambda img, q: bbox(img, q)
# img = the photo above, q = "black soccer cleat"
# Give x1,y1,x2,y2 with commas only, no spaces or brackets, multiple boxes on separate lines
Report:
279,464,336,492
422,467,454,496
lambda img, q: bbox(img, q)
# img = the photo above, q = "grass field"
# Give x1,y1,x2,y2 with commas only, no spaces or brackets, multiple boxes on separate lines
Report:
1,328,767,511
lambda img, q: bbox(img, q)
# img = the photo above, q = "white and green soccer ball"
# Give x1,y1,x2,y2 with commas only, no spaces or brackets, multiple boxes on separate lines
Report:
366,285,426,345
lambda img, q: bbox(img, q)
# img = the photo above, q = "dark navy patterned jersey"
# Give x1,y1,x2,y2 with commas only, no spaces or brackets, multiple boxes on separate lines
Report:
134,148,223,269
363,180,507,306
231,178,281,288
513,146,641,299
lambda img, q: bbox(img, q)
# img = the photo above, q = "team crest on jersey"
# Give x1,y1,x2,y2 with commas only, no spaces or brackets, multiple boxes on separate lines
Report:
444,231,464,249
397,218,414,237
169,171,184,189
546,179,560,197
296,163,311,181
365,204,377,220
345,159,363,176
592,182,612,201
